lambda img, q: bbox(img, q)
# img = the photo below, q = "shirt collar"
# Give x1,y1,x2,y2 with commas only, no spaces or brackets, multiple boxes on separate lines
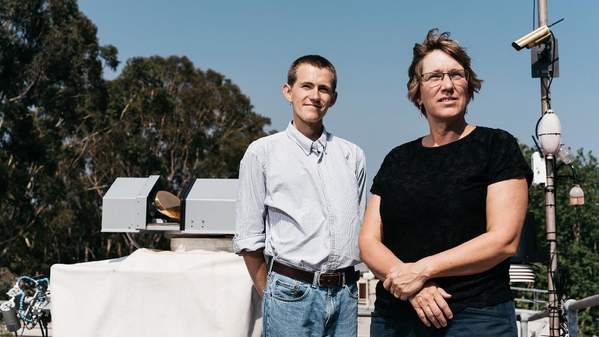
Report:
286,122,328,156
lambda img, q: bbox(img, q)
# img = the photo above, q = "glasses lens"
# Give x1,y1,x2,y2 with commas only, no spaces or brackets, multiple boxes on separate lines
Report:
449,70,466,82
423,72,443,82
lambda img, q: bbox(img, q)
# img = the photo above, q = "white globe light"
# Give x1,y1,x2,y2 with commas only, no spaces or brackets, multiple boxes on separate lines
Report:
569,185,584,206
537,110,561,155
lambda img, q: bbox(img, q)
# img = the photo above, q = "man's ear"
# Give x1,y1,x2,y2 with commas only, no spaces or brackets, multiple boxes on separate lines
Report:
329,91,338,107
282,83,293,102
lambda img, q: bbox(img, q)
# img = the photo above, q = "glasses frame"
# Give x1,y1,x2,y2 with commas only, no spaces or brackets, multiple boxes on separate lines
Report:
419,70,468,87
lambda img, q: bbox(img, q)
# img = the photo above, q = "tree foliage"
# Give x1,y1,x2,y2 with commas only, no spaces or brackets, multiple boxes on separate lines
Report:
94,55,269,191
0,0,117,273
522,145,599,336
0,0,269,277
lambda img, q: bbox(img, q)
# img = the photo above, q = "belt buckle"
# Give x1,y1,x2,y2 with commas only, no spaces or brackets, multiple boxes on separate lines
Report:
317,272,344,287
312,271,321,287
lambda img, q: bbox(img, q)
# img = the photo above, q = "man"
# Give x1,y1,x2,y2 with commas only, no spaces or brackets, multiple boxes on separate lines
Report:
233,55,367,337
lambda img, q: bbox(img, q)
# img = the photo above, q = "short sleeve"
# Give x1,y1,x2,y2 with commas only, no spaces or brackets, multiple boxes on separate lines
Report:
370,151,393,196
487,130,533,186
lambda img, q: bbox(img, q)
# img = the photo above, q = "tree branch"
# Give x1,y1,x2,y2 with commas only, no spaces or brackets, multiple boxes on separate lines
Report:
8,78,37,103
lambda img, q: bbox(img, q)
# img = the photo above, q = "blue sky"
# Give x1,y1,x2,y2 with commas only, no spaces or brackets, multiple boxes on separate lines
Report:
79,0,599,182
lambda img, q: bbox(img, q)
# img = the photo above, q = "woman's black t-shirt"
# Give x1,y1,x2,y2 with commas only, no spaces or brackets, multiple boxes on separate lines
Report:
370,126,532,320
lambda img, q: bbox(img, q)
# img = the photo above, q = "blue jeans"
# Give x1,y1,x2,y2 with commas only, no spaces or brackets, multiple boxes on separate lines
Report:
262,271,358,337
370,301,518,337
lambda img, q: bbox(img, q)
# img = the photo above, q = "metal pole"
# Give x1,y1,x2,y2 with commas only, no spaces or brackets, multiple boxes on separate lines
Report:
538,0,560,336
565,299,580,337
545,153,560,337
520,318,529,337
538,0,550,115
538,0,548,26
566,308,578,337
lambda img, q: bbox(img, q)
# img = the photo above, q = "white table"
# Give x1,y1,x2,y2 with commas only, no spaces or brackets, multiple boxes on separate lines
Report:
50,248,261,337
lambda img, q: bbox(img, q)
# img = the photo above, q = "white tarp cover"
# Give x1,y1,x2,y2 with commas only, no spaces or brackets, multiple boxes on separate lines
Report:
50,248,262,337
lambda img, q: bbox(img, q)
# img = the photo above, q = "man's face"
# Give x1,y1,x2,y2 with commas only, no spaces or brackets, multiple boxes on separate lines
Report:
282,64,337,129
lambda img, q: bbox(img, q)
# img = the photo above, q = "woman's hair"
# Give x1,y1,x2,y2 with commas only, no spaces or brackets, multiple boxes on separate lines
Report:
407,29,483,115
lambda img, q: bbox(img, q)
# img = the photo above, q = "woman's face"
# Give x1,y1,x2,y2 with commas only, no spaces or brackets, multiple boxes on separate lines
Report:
417,50,468,122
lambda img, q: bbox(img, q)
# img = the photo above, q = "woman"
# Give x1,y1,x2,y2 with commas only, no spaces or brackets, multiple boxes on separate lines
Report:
359,29,532,337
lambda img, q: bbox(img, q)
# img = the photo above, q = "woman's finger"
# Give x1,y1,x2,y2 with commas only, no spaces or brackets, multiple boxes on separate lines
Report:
383,277,391,291
437,286,452,299
433,292,453,320
413,305,431,327
421,303,442,328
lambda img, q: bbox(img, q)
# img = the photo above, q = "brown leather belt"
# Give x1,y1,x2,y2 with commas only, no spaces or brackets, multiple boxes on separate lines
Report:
272,261,359,288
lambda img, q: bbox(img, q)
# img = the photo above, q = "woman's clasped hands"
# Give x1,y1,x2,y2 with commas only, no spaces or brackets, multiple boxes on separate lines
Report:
383,262,453,328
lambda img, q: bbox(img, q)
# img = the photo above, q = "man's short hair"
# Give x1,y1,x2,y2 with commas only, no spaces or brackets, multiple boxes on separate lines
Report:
287,55,337,92
407,29,483,115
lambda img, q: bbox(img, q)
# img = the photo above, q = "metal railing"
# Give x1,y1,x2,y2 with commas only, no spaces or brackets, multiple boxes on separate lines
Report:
517,310,548,337
563,294,599,337
511,286,549,312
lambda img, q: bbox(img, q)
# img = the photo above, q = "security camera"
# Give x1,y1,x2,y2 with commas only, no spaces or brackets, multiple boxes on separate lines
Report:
512,25,552,51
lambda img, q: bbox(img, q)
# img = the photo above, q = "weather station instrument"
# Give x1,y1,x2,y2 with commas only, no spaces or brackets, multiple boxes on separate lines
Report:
101,176,238,250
